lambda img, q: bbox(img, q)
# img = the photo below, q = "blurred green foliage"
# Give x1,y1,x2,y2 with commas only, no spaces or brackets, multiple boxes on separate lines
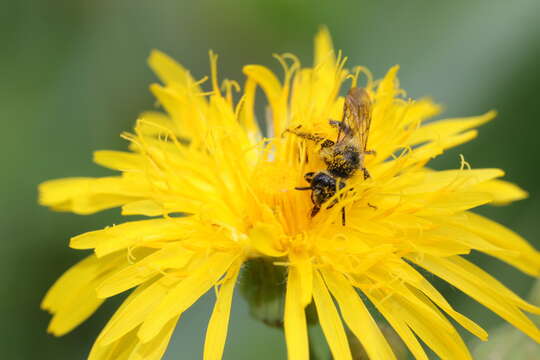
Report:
472,280,540,359
1,0,539,359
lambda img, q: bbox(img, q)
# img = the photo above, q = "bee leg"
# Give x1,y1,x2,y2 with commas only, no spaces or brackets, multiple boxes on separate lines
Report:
328,119,351,131
324,201,346,225
328,119,353,136
364,149,377,156
295,186,312,191
283,128,327,144
320,139,335,149
362,167,371,180
310,205,321,217
328,119,341,128
325,199,338,209
280,125,302,137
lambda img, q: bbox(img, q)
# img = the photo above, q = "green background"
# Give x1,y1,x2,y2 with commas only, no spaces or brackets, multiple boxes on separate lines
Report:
1,0,539,359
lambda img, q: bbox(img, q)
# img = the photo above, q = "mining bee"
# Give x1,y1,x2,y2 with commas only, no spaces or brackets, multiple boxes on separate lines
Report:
286,87,375,225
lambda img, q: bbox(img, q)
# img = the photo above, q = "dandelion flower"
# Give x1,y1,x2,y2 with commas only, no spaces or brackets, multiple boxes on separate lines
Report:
40,28,540,360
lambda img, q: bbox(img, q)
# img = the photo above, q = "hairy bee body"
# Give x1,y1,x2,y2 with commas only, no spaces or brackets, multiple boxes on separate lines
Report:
321,143,361,179
304,171,346,217
288,87,374,224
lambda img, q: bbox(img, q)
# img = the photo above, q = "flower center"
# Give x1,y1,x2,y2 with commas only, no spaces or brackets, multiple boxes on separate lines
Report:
251,161,311,234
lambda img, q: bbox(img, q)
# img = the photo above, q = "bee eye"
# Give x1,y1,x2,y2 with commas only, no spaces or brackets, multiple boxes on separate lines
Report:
304,172,315,183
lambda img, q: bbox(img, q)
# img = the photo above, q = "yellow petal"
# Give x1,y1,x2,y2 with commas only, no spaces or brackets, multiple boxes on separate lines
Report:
408,130,479,167
97,276,180,346
242,65,282,112
41,255,97,313
370,99,441,162
39,177,142,214
149,84,187,126
322,270,396,360
89,328,138,360
138,251,240,342
129,315,180,360
248,222,287,257
42,254,125,336
414,191,494,216
396,262,488,340
96,244,194,298
242,65,286,136
47,289,104,336
70,218,191,257
375,65,400,104
375,130,480,181
385,290,472,360
284,266,309,360
239,79,262,141
446,212,540,276
472,179,529,205
421,224,508,258
296,255,313,307
314,26,335,69
136,111,177,135
450,256,540,315
364,293,429,360
93,150,146,172
149,84,208,142
410,254,540,342
367,271,457,337
203,258,242,360
368,269,472,358
122,200,165,216
148,50,192,86
312,271,352,360
288,250,313,307
401,168,504,194
407,110,496,146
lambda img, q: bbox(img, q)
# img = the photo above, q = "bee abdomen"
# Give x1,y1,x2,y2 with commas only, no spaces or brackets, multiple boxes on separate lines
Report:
327,147,360,179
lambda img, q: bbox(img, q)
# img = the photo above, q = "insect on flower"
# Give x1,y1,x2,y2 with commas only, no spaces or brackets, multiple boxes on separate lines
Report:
38,27,540,360
286,87,375,224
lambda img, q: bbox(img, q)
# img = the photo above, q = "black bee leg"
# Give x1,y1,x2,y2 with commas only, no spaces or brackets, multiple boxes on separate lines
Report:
362,167,371,180
320,139,335,149
328,119,341,128
364,149,377,156
294,186,311,191
328,119,353,137
325,197,338,210
324,201,345,225
311,205,321,217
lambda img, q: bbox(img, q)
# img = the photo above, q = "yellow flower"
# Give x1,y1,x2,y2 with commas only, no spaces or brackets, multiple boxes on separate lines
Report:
39,28,540,360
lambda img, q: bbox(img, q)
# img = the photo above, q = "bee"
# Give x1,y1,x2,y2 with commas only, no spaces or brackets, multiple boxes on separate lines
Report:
286,87,375,225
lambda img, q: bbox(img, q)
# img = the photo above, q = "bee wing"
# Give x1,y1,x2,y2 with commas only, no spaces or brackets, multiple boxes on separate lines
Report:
336,87,372,151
